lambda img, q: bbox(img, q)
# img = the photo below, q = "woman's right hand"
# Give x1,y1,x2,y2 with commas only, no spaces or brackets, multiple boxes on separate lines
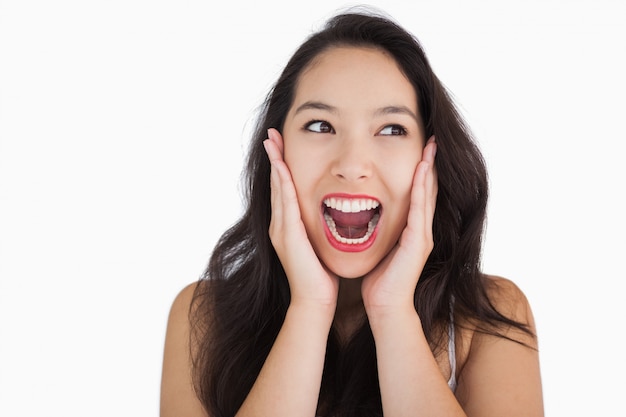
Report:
263,128,339,311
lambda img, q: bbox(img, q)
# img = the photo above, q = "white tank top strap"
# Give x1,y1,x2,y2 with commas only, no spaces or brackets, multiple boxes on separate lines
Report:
447,296,457,392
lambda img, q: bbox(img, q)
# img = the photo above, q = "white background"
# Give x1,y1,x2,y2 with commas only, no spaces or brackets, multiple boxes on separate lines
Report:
1,0,624,416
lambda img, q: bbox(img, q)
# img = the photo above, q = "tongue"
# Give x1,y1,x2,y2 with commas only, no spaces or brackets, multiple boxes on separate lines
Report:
327,207,375,239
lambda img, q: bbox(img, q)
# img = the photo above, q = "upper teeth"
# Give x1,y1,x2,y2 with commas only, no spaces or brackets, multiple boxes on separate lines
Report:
323,197,380,212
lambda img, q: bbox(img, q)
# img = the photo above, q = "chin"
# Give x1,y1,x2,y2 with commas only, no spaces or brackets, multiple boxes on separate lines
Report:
322,256,378,279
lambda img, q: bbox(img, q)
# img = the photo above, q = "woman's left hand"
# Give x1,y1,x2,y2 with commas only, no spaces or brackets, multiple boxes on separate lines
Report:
361,137,438,317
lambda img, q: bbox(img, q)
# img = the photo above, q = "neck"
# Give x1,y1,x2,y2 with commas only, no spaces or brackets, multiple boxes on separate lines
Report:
333,277,366,343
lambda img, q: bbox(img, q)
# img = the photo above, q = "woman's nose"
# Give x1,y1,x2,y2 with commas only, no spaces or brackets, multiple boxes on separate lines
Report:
330,136,373,182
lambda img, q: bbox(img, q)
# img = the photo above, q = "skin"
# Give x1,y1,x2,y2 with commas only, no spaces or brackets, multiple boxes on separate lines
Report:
160,47,544,417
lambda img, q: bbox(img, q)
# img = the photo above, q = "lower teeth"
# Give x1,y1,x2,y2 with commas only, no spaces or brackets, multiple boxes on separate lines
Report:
324,213,380,245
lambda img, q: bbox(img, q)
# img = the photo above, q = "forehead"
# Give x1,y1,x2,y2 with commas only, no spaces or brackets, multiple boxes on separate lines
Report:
291,46,417,112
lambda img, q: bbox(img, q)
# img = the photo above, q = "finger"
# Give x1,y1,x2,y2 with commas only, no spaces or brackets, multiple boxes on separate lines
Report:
423,135,436,164
402,159,429,247
263,133,283,165
409,135,436,214
264,132,293,192
404,136,438,248
268,128,285,156
264,140,283,231
424,138,438,234
263,135,300,227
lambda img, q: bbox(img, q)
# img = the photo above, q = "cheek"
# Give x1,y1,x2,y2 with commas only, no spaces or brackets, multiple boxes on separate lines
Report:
383,155,420,195
381,157,421,233
283,147,325,221
283,139,305,186
284,150,311,194
284,138,330,193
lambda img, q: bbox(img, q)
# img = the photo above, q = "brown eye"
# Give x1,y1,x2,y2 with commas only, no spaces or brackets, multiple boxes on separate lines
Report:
379,125,407,136
305,120,335,133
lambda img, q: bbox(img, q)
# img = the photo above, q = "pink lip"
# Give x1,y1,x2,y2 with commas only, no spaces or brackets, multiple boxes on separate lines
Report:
320,193,381,253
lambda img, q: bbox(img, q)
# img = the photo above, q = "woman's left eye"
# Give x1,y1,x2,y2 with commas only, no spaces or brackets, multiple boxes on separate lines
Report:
378,125,407,136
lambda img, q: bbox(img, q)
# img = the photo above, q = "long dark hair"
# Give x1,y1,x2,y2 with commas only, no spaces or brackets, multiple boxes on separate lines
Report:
191,10,532,417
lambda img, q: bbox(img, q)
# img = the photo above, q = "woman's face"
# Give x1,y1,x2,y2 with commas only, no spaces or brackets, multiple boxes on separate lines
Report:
282,46,425,279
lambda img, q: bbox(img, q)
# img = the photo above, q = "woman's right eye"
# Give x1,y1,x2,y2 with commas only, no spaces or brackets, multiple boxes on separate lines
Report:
304,120,334,134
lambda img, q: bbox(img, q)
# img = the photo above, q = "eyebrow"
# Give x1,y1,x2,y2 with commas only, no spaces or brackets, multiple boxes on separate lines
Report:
293,101,338,115
374,106,419,123
293,101,419,122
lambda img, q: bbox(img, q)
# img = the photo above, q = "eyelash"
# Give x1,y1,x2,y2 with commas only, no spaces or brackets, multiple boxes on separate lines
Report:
378,125,408,136
303,120,408,136
304,120,334,134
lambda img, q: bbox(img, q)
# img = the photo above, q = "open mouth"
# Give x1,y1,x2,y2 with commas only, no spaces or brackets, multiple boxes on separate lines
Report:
322,196,381,245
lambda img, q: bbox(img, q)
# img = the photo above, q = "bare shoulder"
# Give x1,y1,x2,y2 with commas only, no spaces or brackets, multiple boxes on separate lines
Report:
168,281,199,323
484,275,536,334
160,282,208,417
456,275,544,416
169,282,198,320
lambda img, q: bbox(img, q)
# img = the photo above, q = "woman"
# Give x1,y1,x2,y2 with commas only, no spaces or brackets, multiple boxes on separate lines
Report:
160,10,544,417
